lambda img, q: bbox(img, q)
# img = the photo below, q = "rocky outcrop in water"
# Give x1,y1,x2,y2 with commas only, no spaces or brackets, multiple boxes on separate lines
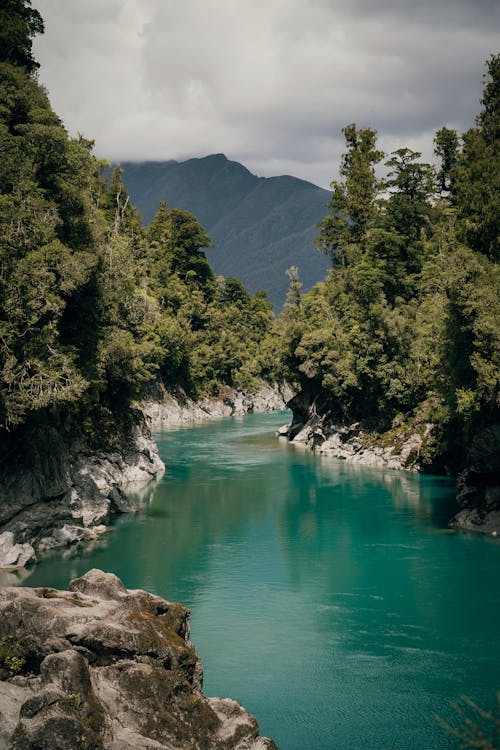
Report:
0,422,164,570
143,380,293,429
282,388,432,472
0,569,278,750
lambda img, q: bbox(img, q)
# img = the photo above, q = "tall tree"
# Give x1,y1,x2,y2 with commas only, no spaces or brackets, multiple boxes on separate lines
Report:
316,124,384,266
452,53,500,261
434,127,459,194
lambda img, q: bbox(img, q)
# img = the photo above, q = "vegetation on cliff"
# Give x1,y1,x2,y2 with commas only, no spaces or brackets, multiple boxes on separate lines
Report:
0,1,275,454
274,54,499,475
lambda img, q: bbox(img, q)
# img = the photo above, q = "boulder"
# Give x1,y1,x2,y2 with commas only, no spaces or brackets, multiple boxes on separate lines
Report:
0,533,35,570
0,569,278,749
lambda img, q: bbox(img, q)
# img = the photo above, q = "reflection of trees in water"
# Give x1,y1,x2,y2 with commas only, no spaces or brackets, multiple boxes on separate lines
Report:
275,454,482,660
23,417,289,597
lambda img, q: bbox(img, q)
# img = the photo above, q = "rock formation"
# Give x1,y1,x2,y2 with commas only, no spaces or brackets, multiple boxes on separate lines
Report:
0,569,278,749
0,422,164,570
282,388,432,472
142,381,293,429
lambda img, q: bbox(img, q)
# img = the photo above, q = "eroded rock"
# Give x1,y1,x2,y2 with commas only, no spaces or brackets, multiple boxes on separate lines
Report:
0,424,164,569
142,381,293,428
0,533,35,570
0,569,278,749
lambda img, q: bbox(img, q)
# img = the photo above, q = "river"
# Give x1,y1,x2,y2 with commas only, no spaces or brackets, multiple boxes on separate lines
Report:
19,412,500,749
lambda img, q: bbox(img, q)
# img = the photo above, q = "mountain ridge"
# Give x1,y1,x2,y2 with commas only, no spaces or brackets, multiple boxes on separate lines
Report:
118,154,331,308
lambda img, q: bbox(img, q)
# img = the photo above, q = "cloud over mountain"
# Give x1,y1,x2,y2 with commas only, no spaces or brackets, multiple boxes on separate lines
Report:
34,0,498,187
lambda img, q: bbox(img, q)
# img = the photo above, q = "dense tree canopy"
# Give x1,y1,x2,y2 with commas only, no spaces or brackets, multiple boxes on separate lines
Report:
275,54,499,467
0,12,275,439
0,0,44,73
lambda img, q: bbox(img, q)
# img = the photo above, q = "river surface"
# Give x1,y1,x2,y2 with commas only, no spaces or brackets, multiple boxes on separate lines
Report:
19,412,500,749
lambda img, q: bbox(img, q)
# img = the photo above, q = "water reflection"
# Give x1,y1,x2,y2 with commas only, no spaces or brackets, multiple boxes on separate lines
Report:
18,412,500,750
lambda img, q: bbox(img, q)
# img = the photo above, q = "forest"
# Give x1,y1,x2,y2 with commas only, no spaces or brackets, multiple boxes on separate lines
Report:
0,1,498,492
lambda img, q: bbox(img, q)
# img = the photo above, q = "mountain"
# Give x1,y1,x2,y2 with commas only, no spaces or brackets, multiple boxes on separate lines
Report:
119,154,332,309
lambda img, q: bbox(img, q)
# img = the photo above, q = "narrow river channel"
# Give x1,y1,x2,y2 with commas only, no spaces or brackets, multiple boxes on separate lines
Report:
18,412,500,749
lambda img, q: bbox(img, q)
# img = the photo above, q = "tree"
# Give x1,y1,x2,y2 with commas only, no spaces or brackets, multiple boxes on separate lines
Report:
0,0,44,73
434,127,459,194
148,202,215,294
451,53,500,261
316,124,384,266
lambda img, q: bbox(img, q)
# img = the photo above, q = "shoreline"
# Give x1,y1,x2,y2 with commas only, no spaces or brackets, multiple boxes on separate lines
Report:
0,381,292,571
281,392,500,537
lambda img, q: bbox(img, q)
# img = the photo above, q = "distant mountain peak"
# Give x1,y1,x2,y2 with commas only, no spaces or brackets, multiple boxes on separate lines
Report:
119,155,331,309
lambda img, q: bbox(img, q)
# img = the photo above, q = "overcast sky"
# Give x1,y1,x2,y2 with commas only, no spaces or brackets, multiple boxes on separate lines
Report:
33,0,498,188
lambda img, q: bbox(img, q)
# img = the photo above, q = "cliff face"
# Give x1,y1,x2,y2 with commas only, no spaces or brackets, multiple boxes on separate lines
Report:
142,381,293,429
0,420,164,570
0,569,278,749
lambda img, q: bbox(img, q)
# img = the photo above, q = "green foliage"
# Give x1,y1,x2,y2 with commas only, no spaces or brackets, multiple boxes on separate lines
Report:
0,5,277,435
450,54,500,261
434,126,459,193
274,55,499,467
143,201,275,397
0,636,26,679
0,63,99,426
0,0,44,74
316,124,384,265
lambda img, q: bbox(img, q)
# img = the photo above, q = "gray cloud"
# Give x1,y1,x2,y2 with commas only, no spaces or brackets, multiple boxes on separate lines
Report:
33,0,498,187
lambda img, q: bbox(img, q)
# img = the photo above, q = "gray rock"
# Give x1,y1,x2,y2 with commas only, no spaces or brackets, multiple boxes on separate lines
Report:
0,570,278,749
0,533,35,570
0,425,164,569
290,420,428,473
142,380,293,428
450,506,500,535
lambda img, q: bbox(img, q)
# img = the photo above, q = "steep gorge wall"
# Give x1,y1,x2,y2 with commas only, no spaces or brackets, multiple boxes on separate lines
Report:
0,417,164,570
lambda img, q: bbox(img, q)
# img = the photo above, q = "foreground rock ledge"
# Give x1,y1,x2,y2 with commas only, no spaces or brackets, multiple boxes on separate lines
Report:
0,569,278,750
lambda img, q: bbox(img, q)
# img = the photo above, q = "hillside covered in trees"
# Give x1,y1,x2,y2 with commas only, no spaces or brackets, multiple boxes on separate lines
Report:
275,55,499,527
0,1,277,454
117,155,331,310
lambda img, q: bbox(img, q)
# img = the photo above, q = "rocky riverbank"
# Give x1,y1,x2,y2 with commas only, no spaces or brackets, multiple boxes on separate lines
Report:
283,388,500,536
142,380,293,429
0,381,293,570
0,569,278,749
0,420,164,571
281,418,431,472
281,388,433,472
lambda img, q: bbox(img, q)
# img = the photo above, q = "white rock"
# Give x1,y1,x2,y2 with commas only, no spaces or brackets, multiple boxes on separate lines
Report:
0,531,36,569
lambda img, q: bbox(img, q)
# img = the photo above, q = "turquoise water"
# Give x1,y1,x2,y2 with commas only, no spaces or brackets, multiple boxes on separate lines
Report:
19,412,500,749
